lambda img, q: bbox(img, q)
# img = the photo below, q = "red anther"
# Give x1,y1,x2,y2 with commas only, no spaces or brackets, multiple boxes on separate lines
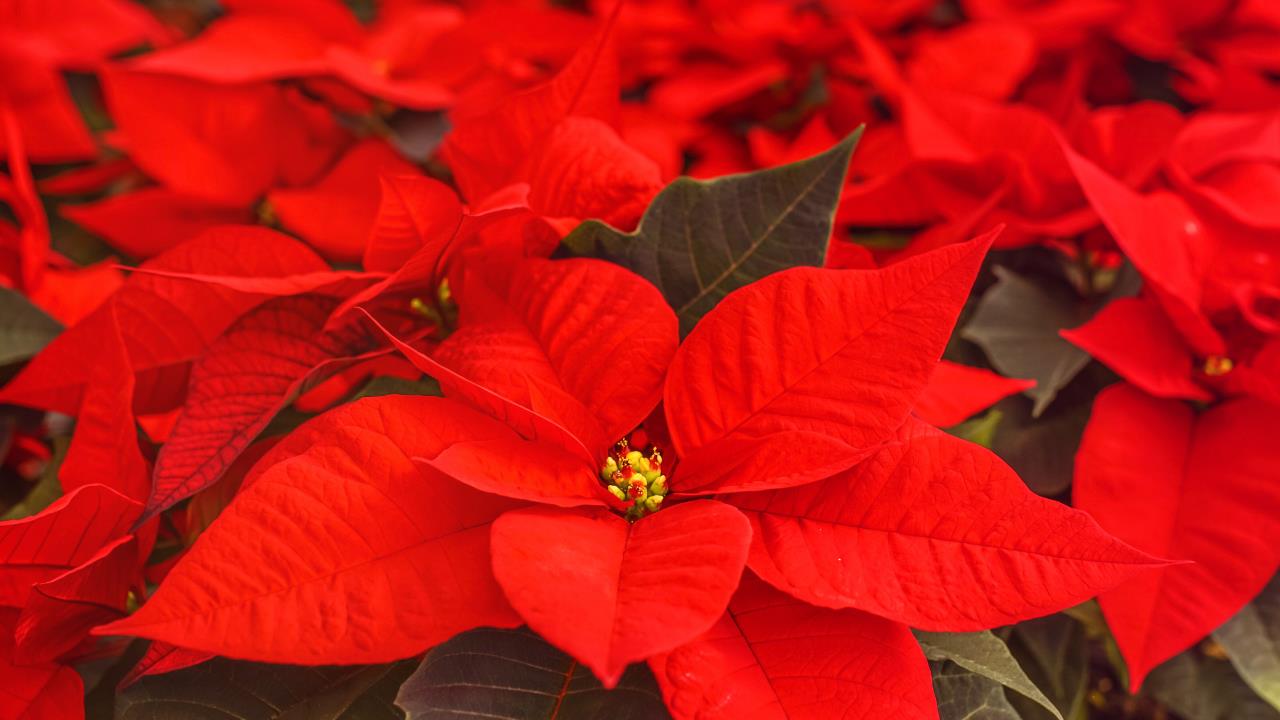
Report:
627,479,646,499
620,464,635,479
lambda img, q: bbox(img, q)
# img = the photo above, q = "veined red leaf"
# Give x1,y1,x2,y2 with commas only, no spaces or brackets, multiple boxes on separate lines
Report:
60,188,253,260
268,139,421,264
0,0,165,65
423,428,612,507
0,610,84,720
14,534,139,664
731,419,1163,630
489,500,751,687
144,294,393,520
0,100,48,294
1074,383,1280,691
673,430,877,495
906,21,1036,100
129,14,329,84
914,360,1035,427
362,175,463,273
0,50,96,165
0,484,140,608
58,302,150,502
96,396,525,663
665,230,996,458
330,190,531,325
1061,296,1211,401
325,45,455,110
217,0,363,42
103,71,305,205
650,573,938,720
437,258,677,455
1061,146,1223,356
522,116,662,232
648,61,788,122
443,17,620,201
118,266,378,298
0,227,329,415
27,260,123,327
361,309,596,460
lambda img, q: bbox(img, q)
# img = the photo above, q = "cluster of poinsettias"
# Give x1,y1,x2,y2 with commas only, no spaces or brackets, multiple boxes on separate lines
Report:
3,0,1280,717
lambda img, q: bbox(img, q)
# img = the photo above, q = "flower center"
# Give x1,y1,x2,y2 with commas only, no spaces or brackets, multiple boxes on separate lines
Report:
1203,355,1234,376
600,437,667,520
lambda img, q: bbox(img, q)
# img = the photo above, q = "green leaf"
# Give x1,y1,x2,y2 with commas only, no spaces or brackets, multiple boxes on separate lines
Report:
116,657,414,720
961,267,1092,417
395,627,669,720
947,409,1003,449
988,363,1112,498
1215,573,1280,712
563,129,862,335
387,111,450,164
917,630,1061,719
1061,600,1129,690
0,286,62,366
352,375,442,401
1145,651,1280,720
931,661,1024,720
1006,616,1089,720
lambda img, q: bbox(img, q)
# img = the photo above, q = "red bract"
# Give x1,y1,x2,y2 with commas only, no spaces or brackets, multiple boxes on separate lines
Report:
1075,383,1280,690
442,18,662,235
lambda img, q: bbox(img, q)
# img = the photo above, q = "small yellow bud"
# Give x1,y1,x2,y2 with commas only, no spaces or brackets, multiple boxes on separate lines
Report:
627,479,648,502
601,457,618,482
625,450,643,466
1203,355,1234,376
607,485,627,502
644,495,664,513
649,475,667,495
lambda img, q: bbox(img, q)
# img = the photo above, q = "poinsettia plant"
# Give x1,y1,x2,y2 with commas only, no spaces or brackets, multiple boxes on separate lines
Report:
4,0,1280,719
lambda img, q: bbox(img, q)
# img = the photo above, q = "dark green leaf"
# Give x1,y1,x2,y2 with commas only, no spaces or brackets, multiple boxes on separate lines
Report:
0,286,63,366
960,267,1093,417
932,661,1024,720
395,627,669,720
961,260,1138,418
563,129,862,335
116,657,413,720
352,375,442,401
1215,573,1280,711
917,631,1060,719
1061,600,1129,690
387,111,450,165
1006,616,1089,720
1145,651,1280,720
987,363,1112,497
